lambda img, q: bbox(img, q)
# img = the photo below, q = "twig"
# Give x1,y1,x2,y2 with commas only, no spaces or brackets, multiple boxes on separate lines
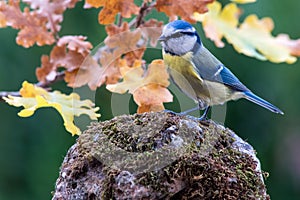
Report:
0,91,21,100
36,71,65,88
1,1,156,102
117,14,123,27
47,11,60,40
128,1,156,28
0,71,65,102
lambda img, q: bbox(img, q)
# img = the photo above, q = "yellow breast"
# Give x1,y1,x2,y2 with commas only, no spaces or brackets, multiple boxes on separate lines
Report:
162,51,238,106
163,51,205,101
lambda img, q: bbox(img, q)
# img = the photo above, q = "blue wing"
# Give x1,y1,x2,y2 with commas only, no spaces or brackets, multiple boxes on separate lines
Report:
191,46,249,92
217,66,249,92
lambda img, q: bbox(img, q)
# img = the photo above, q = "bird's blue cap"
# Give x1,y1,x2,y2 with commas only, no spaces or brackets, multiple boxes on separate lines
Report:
167,20,194,30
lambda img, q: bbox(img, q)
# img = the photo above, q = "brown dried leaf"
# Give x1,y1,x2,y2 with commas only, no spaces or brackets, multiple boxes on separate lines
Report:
98,51,123,85
65,49,124,90
134,84,173,113
106,21,129,36
36,36,93,84
86,0,140,24
155,0,214,23
65,56,102,90
23,0,79,32
140,19,164,47
57,36,93,56
36,55,56,83
0,0,79,47
105,22,146,66
0,1,54,47
107,59,172,113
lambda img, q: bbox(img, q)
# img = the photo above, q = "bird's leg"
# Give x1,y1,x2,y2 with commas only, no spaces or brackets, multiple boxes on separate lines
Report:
163,109,179,115
179,106,199,116
199,106,211,121
164,107,199,116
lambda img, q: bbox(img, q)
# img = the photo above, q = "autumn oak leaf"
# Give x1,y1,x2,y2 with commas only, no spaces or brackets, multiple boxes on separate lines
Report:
3,81,100,136
134,84,173,114
107,59,172,113
196,2,300,63
65,52,123,90
0,1,55,47
230,0,256,4
105,22,146,66
85,0,140,24
23,0,79,32
36,36,93,84
140,19,164,47
0,0,79,47
155,0,214,23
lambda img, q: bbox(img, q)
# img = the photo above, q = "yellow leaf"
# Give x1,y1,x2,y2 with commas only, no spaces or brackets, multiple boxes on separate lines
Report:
196,2,299,63
107,59,172,113
230,0,256,4
3,81,100,136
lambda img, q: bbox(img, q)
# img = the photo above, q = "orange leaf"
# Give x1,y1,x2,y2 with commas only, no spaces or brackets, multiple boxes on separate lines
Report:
107,59,172,113
0,1,54,47
36,55,56,83
0,0,79,47
137,104,165,114
64,56,102,90
98,51,123,84
65,52,123,90
36,36,93,84
86,0,140,24
85,0,103,8
134,84,173,114
106,21,130,36
57,36,93,55
155,0,214,23
140,19,164,47
105,22,146,66
23,0,79,31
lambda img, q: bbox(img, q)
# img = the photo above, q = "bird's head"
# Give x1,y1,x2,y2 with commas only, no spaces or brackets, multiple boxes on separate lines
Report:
158,20,201,56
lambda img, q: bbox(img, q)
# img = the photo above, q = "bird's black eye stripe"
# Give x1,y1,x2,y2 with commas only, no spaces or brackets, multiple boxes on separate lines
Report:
167,31,195,40
181,31,196,36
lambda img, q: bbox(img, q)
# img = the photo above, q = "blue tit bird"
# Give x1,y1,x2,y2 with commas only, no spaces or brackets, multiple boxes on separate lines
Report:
158,20,283,120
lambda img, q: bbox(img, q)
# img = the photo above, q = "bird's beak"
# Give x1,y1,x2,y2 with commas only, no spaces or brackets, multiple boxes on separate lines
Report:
158,35,166,42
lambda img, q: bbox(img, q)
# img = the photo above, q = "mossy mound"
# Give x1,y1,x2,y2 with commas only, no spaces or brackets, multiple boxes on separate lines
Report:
52,112,269,200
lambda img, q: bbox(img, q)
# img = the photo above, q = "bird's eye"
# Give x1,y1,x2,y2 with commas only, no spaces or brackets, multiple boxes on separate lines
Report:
181,31,195,36
171,32,183,38
169,31,195,39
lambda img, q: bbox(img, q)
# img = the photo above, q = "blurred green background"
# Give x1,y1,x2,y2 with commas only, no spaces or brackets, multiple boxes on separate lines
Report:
0,0,299,199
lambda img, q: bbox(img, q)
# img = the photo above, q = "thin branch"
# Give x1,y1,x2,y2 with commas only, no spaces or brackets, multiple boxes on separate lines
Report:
128,1,156,28
0,71,65,102
36,71,65,88
0,91,21,99
117,14,123,27
47,11,60,41
1,1,156,102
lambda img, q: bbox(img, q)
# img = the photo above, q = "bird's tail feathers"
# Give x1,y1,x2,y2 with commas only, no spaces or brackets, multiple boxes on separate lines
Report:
244,91,284,115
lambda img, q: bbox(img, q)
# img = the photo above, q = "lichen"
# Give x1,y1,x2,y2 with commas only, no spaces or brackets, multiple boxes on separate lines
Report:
52,111,270,200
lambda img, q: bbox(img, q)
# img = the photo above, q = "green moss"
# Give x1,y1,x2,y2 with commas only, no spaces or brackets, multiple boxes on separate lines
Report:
57,112,269,199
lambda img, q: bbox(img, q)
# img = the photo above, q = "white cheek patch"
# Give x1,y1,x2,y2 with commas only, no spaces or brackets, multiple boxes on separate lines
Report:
163,26,175,37
166,35,197,55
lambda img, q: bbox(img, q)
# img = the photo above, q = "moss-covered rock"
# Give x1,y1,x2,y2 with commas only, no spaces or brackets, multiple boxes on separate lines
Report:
52,112,269,200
